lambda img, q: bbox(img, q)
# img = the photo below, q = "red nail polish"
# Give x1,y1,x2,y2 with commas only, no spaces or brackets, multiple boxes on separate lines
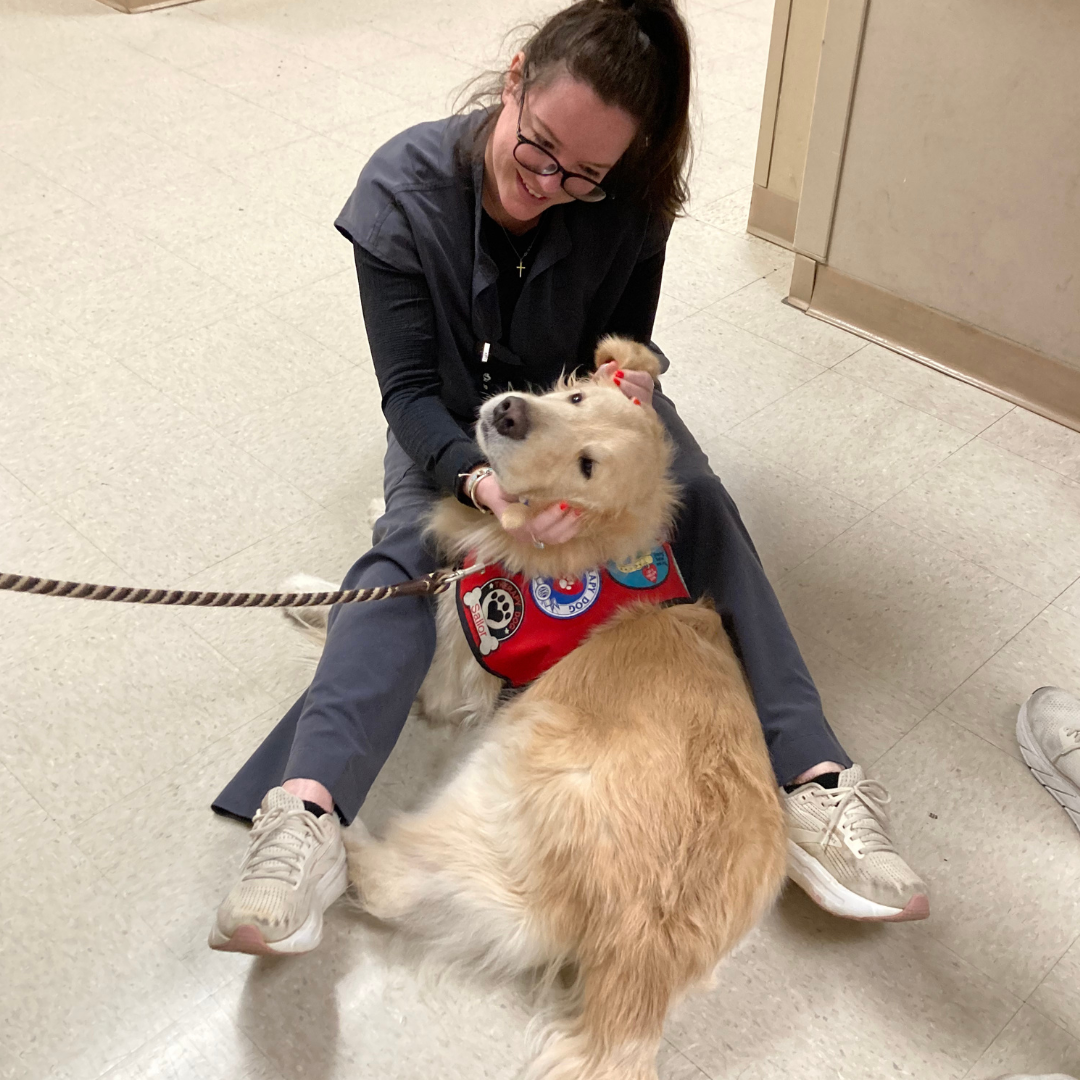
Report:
559,502,568,511
613,376,622,386
632,398,641,406
615,370,624,378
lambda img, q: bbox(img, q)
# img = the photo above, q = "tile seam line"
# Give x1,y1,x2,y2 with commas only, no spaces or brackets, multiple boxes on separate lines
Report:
251,299,372,369
171,499,346,591
867,715,1045,1000
701,288,870,370
0,205,249,338
958,999,1026,1080
714,364,836,448
64,693,287,848
721,367,969,507
780,612,936,723
31,349,322,526
205,368,380,509
3,127,214,211
1025,972,1080,1038
776,509,1050,720
696,305,835,373
834,351,1018,437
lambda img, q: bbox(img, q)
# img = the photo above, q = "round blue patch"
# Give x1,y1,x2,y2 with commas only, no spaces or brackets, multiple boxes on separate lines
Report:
606,547,670,590
530,570,602,619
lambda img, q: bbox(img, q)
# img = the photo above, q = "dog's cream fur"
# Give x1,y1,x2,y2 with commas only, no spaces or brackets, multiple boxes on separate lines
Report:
292,337,786,1080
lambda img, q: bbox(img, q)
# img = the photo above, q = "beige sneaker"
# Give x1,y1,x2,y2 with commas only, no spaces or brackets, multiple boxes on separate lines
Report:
785,765,929,922
1017,687,1080,833
209,787,348,955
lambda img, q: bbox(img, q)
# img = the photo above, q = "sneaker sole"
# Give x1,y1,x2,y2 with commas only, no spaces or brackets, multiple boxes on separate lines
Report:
786,840,930,922
208,846,349,956
1017,699,1080,834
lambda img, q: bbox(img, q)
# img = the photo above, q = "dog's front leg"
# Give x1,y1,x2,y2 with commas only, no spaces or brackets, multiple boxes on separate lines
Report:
418,591,502,727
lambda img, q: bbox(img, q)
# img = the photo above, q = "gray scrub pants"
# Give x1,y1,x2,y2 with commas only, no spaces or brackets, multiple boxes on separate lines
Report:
213,393,850,824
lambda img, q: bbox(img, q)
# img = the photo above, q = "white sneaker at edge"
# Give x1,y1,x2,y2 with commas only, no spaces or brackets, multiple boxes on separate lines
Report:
785,764,929,922
1017,686,1080,834
209,787,348,956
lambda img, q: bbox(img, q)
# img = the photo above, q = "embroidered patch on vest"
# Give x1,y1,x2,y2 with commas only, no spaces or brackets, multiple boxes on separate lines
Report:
456,543,690,688
460,577,524,656
529,570,602,619
606,547,671,589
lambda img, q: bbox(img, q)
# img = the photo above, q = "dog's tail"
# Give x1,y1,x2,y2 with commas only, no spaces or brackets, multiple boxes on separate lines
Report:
278,573,336,651
524,941,686,1080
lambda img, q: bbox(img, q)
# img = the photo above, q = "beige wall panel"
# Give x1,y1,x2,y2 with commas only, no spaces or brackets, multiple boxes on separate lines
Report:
792,0,868,260
828,0,1080,369
748,185,799,247
768,0,830,202
754,0,792,187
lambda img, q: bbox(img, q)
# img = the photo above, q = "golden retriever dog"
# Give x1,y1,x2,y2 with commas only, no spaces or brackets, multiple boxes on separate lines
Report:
295,338,785,1080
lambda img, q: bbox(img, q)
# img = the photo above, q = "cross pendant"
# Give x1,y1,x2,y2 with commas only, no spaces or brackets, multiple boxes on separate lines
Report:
517,260,526,278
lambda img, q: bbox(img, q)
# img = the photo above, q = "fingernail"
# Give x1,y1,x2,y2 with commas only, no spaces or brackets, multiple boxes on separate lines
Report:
615,370,624,378
573,508,583,517
632,398,641,406
614,376,622,386
559,501,568,511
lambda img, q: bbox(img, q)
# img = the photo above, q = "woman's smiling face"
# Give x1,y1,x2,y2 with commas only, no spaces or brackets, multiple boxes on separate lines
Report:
483,55,639,231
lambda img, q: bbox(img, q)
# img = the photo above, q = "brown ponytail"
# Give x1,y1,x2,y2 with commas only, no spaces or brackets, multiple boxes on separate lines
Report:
461,0,693,220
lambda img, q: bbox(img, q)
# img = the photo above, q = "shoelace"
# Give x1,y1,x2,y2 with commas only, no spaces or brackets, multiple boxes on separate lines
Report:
1054,725,1080,765
818,778,896,857
240,806,320,886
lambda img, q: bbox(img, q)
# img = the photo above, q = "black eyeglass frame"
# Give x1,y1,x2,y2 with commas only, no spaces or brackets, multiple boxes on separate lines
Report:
513,88,608,203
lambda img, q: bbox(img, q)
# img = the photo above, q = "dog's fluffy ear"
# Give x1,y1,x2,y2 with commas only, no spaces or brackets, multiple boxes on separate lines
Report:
593,335,662,382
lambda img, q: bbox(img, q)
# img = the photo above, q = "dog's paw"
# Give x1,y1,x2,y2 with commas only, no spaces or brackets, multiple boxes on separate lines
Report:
593,335,662,381
279,573,337,642
367,497,386,532
280,572,338,596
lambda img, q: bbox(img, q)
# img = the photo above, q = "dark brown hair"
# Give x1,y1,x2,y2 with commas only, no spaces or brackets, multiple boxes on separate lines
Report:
460,0,693,220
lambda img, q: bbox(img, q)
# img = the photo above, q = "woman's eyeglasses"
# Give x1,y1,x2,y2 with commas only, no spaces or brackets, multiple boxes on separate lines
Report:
513,90,608,203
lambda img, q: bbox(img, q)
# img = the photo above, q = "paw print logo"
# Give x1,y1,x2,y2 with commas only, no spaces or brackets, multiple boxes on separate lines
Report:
484,588,516,631
462,578,525,655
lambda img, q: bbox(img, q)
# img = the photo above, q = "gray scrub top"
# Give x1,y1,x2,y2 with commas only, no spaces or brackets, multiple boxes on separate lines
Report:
335,109,671,488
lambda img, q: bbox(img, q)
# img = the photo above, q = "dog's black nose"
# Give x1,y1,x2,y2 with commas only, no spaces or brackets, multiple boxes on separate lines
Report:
492,395,530,440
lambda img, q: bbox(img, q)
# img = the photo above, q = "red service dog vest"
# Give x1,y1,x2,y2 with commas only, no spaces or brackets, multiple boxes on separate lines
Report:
455,543,690,688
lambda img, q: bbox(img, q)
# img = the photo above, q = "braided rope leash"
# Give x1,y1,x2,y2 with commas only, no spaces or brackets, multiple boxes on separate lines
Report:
0,565,482,609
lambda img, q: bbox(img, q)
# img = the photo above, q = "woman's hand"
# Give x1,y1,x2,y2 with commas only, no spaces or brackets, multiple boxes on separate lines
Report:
473,473,583,546
595,360,654,408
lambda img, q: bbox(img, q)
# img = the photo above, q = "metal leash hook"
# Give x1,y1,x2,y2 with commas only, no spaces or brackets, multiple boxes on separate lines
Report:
0,564,485,609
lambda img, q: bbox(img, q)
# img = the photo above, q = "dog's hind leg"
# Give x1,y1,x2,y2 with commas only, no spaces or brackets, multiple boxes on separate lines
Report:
346,733,561,979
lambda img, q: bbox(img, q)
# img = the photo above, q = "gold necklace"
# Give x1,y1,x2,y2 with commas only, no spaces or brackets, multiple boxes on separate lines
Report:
499,222,541,279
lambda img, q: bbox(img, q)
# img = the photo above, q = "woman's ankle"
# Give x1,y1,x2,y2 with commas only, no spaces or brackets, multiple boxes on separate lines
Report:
282,778,334,814
791,761,845,786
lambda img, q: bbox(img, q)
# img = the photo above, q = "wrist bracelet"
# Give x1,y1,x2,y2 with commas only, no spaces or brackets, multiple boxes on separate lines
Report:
464,466,496,513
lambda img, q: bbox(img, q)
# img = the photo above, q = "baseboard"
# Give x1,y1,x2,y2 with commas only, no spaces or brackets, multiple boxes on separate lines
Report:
747,185,799,249
787,254,817,310
94,0,200,12
807,263,1080,433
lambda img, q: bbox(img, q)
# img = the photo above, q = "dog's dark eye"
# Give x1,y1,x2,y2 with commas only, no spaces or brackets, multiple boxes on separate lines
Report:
579,455,594,479
569,392,584,405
